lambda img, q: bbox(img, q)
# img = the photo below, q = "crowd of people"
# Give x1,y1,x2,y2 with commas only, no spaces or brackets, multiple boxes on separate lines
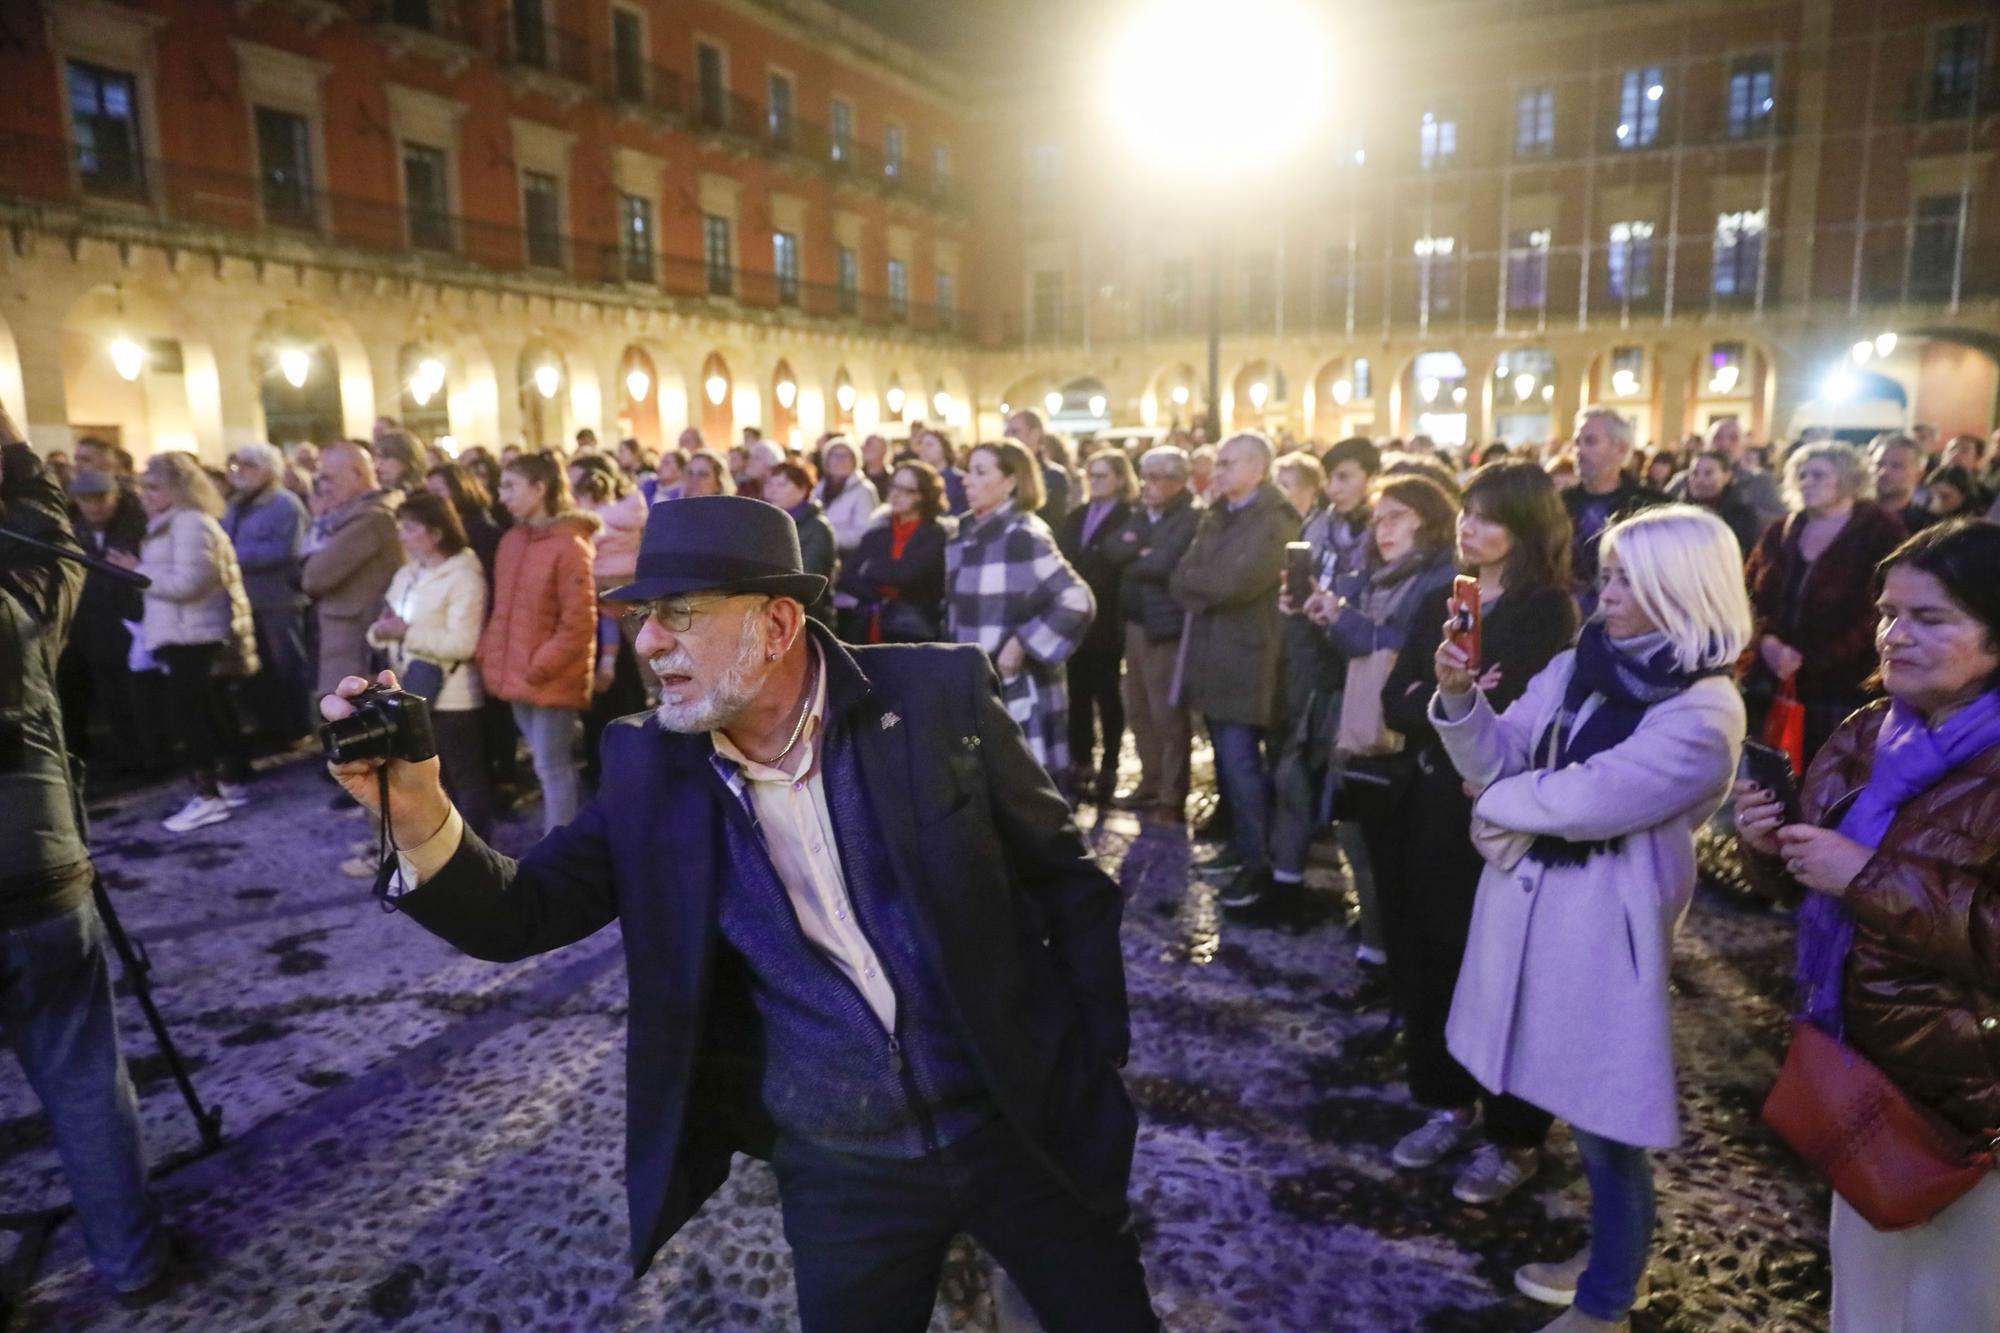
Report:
21,398,2000,1332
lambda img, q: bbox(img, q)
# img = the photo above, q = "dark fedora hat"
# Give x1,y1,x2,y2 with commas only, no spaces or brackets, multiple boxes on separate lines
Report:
604,494,828,605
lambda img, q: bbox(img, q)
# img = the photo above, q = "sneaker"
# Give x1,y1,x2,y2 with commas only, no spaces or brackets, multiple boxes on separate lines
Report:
217,781,251,808
1453,1143,1540,1204
1515,1247,1652,1311
162,794,232,834
1216,866,1275,908
1391,1108,1480,1169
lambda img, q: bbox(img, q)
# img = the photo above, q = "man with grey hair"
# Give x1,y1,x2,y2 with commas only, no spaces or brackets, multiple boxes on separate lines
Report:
1563,406,1665,618
738,436,784,502
302,441,402,699
224,443,312,742
319,495,1155,1329
1869,432,1934,534
1668,416,1783,525
1103,444,1202,821
1171,432,1294,898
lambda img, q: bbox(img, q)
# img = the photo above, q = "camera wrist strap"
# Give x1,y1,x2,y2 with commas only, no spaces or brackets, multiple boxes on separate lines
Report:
369,765,403,913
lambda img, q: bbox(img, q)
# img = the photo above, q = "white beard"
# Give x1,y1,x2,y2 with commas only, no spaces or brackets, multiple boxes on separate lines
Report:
650,614,769,733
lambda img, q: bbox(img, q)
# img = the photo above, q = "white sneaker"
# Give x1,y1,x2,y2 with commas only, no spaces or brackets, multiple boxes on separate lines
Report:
1515,1247,1652,1311
1452,1142,1540,1204
162,795,232,834
217,782,251,808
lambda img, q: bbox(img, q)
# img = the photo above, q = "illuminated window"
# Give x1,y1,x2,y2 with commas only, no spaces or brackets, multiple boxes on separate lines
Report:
1514,86,1555,157
1607,220,1654,300
1726,55,1775,138
1713,210,1766,296
1616,67,1664,148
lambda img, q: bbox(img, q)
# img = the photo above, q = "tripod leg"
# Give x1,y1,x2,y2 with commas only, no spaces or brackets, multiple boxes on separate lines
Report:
90,879,225,1153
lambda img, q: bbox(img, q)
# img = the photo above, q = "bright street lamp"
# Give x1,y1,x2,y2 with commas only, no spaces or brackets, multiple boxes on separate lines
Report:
110,336,146,382
279,347,312,389
775,377,798,410
1246,381,1268,411
704,373,729,406
1330,379,1352,406
1874,332,1897,358
1044,389,1063,416
535,364,562,399
835,382,856,413
1088,393,1108,418
885,381,906,416
626,367,651,402
1850,340,1873,365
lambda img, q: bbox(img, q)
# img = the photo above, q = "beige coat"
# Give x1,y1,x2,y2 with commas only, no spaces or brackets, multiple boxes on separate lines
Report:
366,549,487,711
303,491,404,692
137,507,255,672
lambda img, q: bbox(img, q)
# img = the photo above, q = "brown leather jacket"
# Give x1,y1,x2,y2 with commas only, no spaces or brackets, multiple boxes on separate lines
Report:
1745,701,2000,1140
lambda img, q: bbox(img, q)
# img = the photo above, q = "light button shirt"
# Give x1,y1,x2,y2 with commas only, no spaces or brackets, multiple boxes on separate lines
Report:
709,646,898,1032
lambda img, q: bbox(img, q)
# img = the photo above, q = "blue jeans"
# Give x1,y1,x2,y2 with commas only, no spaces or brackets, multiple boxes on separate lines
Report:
0,901,164,1291
771,1118,1156,1333
1572,1127,1655,1320
510,702,581,832
1208,721,1270,868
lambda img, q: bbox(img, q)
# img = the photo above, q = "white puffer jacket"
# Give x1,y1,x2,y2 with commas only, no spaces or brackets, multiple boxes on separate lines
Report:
367,548,487,712
138,506,251,652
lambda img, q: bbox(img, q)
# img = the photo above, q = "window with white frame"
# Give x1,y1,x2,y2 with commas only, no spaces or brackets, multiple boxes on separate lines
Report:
703,212,732,294
522,169,562,268
1514,86,1555,157
1507,229,1551,310
772,230,799,305
1616,67,1665,148
884,124,904,178
767,72,794,147
1606,220,1654,300
1419,104,1458,170
887,258,908,318
1414,234,1456,312
1712,209,1766,296
255,106,315,227
621,193,653,282
1726,55,1775,138
1929,22,1989,118
69,61,146,196
830,98,853,163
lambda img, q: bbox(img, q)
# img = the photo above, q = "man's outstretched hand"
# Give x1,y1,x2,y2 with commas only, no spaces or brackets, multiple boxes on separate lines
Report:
321,671,454,849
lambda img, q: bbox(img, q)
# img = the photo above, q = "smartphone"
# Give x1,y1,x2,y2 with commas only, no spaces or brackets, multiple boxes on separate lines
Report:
1740,739,1803,824
1446,574,1482,671
1285,541,1315,606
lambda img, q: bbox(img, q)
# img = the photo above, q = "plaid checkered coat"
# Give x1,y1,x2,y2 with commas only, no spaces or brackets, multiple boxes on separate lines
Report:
945,502,1096,774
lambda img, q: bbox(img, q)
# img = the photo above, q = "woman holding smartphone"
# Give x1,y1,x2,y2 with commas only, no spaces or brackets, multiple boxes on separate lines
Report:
1430,505,1751,1332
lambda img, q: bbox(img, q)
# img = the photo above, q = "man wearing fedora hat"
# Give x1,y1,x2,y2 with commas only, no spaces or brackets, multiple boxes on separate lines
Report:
321,495,1154,1330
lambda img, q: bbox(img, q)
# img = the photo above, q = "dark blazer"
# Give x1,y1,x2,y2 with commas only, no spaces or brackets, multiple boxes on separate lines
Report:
1056,499,1133,658
393,628,1135,1276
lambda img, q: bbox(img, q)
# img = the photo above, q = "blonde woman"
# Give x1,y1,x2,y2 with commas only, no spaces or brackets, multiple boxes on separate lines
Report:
1430,505,1752,1332
113,452,260,833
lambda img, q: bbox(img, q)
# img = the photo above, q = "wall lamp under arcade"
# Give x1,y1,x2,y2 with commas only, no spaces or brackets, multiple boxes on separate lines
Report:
626,367,651,403
704,372,729,406
534,363,562,399
835,381,857,413
1452,385,1468,405
1330,379,1352,405
1088,392,1108,417
885,379,906,416
1170,383,1190,407
411,357,446,407
279,347,312,389
110,335,146,382
1245,382,1267,411
933,387,953,417
1419,376,1440,404
1043,389,1063,416
775,376,798,410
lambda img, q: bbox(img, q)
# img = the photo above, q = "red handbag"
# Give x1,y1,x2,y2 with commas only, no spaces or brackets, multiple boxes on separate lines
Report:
1763,678,1807,775
1761,1020,1997,1231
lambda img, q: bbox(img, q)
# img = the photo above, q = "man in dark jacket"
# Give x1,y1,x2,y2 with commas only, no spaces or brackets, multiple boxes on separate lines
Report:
1104,445,1200,822
1564,406,1665,618
56,469,167,770
1169,432,1294,901
1057,450,1135,803
224,444,311,744
0,412,169,1302
322,496,1155,1332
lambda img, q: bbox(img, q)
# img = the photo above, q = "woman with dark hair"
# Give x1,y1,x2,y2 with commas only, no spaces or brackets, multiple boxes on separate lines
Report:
1643,450,1679,492
1376,462,1579,1206
838,460,949,643
680,448,735,498
478,451,599,831
761,459,838,624
425,462,502,580
915,428,968,515
368,491,493,839
1228,475,1459,922
1682,448,1762,556
947,439,1095,775
1736,518,2000,1332
1923,464,1978,520
373,430,430,496
1057,448,1138,802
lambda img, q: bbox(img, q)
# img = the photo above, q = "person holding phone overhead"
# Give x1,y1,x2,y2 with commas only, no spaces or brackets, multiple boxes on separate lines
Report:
1376,462,1578,1206
1734,519,2000,1333
1430,505,1750,1332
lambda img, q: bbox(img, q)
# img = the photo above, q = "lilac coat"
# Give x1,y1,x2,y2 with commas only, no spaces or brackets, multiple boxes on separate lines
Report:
1430,651,1745,1148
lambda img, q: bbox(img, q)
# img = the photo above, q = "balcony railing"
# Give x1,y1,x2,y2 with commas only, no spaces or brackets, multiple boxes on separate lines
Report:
501,22,595,89
0,130,971,338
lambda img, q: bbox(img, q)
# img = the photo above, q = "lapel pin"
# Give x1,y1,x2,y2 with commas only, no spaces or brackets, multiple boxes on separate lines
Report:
880,712,901,730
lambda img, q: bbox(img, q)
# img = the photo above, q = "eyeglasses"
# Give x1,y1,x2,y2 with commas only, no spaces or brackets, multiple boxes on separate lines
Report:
887,482,920,495
622,593,747,634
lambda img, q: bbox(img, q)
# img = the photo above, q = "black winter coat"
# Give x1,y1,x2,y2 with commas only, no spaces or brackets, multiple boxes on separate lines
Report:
836,518,948,642
1110,489,1200,643
1057,500,1134,658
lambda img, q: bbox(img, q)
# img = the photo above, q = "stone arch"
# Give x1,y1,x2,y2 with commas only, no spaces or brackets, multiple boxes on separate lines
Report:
58,283,220,459
697,349,735,443
1399,349,1470,444
997,369,1064,424
1227,358,1287,433
1140,360,1199,428
926,364,974,434
249,299,370,447
1480,346,1559,446
1682,330,1779,443
516,335,574,447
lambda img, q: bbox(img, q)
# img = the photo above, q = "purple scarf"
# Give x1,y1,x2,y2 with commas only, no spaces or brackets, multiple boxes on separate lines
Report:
1796,688,2000,1034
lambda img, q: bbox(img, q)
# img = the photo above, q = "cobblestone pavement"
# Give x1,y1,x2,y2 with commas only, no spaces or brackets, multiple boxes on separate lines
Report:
3,750,1832,1332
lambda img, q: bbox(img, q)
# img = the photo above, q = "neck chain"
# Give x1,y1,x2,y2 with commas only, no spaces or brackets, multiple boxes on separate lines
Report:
749,651,818,769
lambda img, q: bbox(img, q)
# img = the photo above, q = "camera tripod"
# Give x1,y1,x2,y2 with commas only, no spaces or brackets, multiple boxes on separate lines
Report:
0,523,223,1317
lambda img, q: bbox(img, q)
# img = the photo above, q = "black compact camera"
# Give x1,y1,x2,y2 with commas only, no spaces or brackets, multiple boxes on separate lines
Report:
319,684,437,765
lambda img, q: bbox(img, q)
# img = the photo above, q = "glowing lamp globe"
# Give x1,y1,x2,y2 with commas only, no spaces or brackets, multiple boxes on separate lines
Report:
704,373,729,406
535,364,562,399
280,347,311,389
110,336,146,382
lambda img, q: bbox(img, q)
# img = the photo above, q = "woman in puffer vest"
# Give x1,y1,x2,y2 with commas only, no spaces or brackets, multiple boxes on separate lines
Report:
478,451,599,832
118,451,258,834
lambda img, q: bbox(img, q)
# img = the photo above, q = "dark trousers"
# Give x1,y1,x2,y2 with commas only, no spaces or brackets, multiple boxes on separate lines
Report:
771,1119,1156,1333
1207,721,1270,868
154,642,250,793
245,605,312,742
433,707,495,841
1380,768,1551,1151
1064,640,1125,782
58,635,170,772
